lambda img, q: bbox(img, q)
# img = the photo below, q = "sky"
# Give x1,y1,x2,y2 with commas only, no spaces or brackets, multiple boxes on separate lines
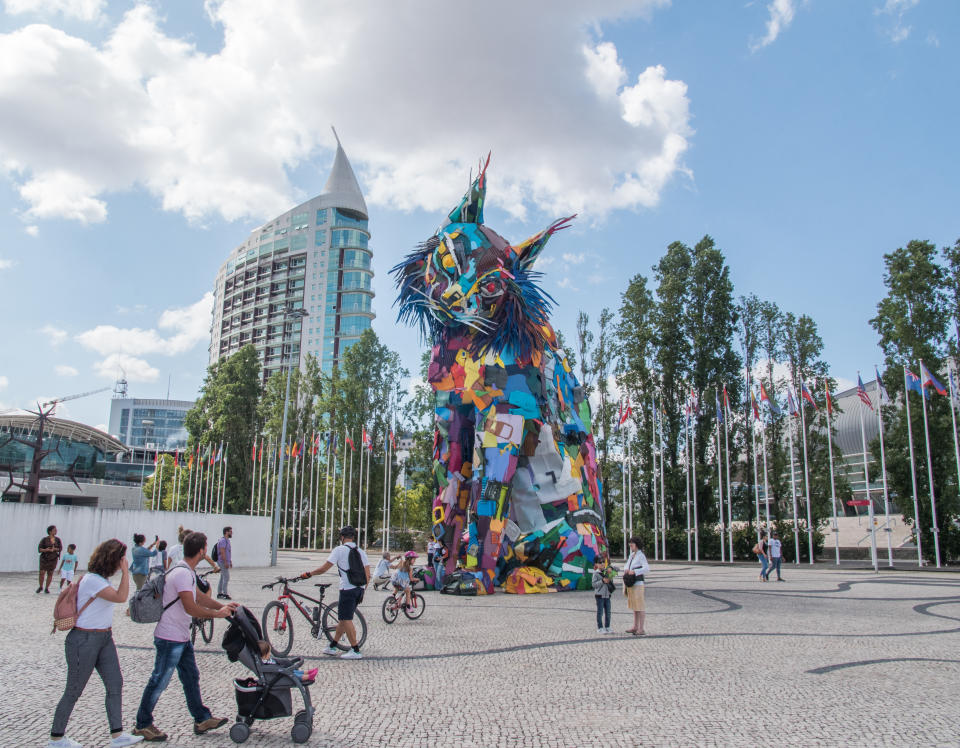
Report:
0,0,957,430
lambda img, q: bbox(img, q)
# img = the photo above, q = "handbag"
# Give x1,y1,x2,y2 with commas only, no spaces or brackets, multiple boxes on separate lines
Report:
623,571,636,588
605,578,616,593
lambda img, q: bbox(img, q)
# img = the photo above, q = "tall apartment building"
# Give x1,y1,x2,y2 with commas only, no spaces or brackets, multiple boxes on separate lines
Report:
209,136,374,379
107,397,194,450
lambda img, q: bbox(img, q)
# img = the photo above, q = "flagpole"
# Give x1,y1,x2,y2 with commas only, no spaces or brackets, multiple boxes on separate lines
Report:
823,383,840,565
156,456,164,511
282,440,291,548
901,369,921,566
387,420,395,551
787,412,799,565
151,452,158,510
723,390,733,562
691,407,699,563
918,360,941,568
324,433,333,550
715,417,725,563
857,373,878,572
250,438,257,515
875,371,893,568
205,447,213,513
364,437,372,550
626,425,633,542
751,406,761,543
347,431,355,531
761,415,771,531
621,445,628,562
356,433,364,537
381,427,388,553
658,398,666,560
685,409,691,562
799,386,814,564
650,395,658,561
220,442,229,513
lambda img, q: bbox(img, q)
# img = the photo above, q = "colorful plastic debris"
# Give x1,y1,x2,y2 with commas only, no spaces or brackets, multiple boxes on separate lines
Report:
392,156,608,594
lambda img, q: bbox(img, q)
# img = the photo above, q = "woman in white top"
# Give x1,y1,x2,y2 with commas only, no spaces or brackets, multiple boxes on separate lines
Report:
48,539,143,748
623,536,651,636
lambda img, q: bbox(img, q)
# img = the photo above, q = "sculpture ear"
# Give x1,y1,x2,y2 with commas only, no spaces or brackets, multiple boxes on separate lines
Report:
445,152,491,227
512,215,576,270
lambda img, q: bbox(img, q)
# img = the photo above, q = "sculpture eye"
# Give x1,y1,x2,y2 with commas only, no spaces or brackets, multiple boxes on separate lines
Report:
485,282,497,293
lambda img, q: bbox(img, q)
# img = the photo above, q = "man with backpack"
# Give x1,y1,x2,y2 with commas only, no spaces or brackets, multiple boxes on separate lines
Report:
300,526,370,660
214,527,233,600
132,532,238,742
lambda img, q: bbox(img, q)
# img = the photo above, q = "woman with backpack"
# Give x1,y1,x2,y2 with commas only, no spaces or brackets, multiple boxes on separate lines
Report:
754,530,770,582
48,538,144,748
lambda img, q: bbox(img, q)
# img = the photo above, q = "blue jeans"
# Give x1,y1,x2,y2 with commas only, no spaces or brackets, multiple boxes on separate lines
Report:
758,554,768,578
768,556,782,580
595,596,611,628
136,638,211,728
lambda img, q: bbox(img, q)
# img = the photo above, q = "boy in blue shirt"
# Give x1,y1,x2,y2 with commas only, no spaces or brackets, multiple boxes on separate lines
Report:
58,544,78,589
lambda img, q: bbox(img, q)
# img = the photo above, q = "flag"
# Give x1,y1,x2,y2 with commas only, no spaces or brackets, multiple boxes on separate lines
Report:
258,439,263,462
616,397,632,430
251,442,257,462
875,367,890,405
188,453,194,470
346,435,355,451
750,390,760,421
824,381,834,415
722,384,731,414
291,441,300,459
173,450,179,468
153,450,158,466
905,368,926,398
312,432,320,455
689,388,700,416
363,428,373,451
919,361,947,396
759,383,781,416
214,443,223,463
786,387,799,417
715,393,723,424
800,381,818,410
950,364,960,406
389,430,397,450
857,375,873,410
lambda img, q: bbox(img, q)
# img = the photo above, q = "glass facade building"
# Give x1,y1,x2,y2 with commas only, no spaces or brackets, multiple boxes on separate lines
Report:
209,137,374,379
107,397,194,450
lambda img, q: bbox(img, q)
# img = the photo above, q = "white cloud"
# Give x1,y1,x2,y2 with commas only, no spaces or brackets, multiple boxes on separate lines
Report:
751,0,797,50
76,292,212,356
25,224,38,236
562,252,587,264
41,324,68,345
876,0,919,43
0,375,8,390
0,258,13,270
3,0,104,21
93,352,159,382
0,1,688,225
54,364,78,376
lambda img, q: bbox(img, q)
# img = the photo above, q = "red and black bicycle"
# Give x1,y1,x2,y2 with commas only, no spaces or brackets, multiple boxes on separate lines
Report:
261,577,368,656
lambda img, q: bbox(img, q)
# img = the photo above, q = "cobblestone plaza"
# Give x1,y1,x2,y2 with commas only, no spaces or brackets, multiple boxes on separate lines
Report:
4,555,959,747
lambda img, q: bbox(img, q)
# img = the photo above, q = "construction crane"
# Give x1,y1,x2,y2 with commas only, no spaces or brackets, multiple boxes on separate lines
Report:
42,387,112,411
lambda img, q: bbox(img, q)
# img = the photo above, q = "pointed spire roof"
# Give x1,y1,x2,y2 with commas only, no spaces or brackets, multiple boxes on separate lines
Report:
322,128,368,218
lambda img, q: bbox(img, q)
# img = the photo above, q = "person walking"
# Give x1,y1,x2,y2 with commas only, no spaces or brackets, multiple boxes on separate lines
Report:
299,526,370,660
149,541,167,578
38,525,63,593
58,544,79,589
767,530,784,582
592,556,614,634
133,532,237,742
755,530,770,582
623,536,650,636
130,535,159,591
216,527,233,600
47,538,144,748
426,539,437,567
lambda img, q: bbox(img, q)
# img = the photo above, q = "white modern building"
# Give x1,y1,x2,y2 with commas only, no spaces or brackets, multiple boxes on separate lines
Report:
210,135,374,379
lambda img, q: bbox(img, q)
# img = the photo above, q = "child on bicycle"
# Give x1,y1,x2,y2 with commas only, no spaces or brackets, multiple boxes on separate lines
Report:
391,552,417,609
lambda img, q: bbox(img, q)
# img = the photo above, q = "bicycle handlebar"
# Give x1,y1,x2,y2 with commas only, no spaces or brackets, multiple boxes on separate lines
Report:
261,575,304,590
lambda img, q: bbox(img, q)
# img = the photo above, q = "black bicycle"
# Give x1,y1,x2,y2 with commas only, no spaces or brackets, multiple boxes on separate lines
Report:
261,577,368,656
190,569,219,644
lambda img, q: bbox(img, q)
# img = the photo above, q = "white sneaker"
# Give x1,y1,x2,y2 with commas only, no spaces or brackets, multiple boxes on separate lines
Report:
47,739,83,748
597,627,606,635
109,734,144,747
321,645,340,656
604,627,613,634
340,649,363,659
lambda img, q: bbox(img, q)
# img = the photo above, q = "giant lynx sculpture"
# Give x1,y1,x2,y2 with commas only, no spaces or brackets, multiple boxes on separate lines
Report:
392,157,608,593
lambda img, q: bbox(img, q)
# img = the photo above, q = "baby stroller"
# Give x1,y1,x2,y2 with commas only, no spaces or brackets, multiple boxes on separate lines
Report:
222,606,315,743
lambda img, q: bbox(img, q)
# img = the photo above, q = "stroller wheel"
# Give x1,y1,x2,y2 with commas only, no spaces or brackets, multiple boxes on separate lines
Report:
291,721,311,743
294,709,310,725
229,721,251,743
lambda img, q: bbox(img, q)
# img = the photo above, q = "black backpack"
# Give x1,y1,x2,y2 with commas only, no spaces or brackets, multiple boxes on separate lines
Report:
339,545,367,587
211,542,219,563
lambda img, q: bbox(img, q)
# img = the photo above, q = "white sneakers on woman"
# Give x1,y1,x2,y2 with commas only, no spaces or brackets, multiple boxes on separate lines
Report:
109,734,144,747
47,739,83,748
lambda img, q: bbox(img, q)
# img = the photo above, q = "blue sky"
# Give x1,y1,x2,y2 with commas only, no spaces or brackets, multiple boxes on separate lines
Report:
0,0,957,429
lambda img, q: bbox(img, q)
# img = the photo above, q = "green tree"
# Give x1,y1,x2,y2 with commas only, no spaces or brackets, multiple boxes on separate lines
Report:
184,345,262,514
870,240,958,562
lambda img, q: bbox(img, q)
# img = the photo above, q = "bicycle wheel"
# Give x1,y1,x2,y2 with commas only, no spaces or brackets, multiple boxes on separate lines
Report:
403,593,426,619
201,617,215,643
261,601,294,656
381,596,399,624
190,619,199,644
321,604,368,651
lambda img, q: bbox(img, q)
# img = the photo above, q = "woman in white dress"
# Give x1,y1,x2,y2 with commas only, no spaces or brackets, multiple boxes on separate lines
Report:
623,536,651,636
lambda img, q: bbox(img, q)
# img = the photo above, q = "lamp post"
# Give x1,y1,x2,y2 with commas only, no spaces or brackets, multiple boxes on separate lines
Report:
270,305,309,567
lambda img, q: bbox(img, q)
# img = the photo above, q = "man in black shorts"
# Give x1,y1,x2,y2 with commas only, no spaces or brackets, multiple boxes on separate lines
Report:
300,527,370,659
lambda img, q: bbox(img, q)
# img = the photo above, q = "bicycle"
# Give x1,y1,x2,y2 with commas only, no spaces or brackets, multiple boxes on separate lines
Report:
190,569,219,644
261,577,368,656
381,585,426,624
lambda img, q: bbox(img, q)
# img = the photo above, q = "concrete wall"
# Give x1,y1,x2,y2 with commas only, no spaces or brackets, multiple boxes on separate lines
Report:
0,504,271,572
